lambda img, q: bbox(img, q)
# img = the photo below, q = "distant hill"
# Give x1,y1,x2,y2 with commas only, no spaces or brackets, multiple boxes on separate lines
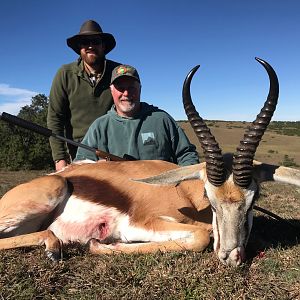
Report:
177,120,300,167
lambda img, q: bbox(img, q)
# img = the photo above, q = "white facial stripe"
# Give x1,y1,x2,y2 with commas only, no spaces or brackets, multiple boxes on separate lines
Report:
212,211,219,251
243,180,257,209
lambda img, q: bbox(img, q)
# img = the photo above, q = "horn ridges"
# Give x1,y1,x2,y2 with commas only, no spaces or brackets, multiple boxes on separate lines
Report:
233,57,279,187
183,65,225,186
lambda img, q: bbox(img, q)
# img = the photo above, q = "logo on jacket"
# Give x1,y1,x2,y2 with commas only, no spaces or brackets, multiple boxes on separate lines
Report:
141,132,155,145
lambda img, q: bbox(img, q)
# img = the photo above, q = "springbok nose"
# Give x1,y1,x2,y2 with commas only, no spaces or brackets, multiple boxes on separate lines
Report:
218,247,245,266
219,250,229,261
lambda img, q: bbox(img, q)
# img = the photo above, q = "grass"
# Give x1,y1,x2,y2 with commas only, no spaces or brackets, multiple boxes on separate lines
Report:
0,120,300,299
179,120,300,167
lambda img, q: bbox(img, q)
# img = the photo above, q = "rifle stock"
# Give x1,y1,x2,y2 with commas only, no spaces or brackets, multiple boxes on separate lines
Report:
0,112,127,161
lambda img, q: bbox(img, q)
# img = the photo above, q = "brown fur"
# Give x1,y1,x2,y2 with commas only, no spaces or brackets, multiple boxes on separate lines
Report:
0,160,212,257
215,181,245,203
58,161,212,229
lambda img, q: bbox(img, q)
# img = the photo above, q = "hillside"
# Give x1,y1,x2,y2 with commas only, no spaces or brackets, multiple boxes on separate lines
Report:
178,120,300,167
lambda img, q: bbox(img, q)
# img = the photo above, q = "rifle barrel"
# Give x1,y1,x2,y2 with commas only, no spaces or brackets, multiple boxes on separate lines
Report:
0,112,127,161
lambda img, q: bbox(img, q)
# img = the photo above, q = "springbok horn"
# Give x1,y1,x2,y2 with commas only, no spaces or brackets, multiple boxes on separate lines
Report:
233,57,279,187
182,65,225,186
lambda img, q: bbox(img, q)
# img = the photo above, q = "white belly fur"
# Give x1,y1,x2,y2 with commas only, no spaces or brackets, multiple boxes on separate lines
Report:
49,196,193,245
49,196,126,244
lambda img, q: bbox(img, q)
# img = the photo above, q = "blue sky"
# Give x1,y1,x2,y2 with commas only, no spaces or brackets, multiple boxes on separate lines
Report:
0,0,299,121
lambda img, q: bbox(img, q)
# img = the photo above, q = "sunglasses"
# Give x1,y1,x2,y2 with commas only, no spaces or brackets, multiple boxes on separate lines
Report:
80,38,102,47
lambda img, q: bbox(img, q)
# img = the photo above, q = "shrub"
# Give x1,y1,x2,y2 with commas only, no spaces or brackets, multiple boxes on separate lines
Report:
0,94,53,170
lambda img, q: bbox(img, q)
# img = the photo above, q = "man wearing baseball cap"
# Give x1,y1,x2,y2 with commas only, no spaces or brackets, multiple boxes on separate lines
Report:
47,20,121,171
75,64,199,166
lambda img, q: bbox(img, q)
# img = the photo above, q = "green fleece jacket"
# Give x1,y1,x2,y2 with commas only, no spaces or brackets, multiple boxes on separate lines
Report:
75,103,199,166
47,58,120,161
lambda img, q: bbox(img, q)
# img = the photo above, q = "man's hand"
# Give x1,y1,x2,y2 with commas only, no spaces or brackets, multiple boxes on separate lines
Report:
55,160,68,171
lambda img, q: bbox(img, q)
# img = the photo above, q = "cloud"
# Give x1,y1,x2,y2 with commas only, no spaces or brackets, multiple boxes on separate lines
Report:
0,84,39,115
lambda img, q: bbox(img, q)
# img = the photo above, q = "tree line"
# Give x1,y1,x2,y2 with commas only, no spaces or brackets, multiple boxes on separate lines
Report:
2,94,299,171
0,94,53,170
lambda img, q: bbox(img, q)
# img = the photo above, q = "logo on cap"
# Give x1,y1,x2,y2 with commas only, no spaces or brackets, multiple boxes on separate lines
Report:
111,65,140,84
117,66,132,75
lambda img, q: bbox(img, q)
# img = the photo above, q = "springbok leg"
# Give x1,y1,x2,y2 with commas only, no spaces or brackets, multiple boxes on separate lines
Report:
89,220,211,254
0,230,62,260
0,175,68,237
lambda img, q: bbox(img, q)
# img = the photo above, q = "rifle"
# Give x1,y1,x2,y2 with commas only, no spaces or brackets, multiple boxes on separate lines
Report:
0,112,129,161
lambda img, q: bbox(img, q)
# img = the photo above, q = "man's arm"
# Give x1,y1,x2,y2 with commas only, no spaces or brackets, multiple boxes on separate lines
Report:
169,118,200,166
74,122,100,162
47,67,70,165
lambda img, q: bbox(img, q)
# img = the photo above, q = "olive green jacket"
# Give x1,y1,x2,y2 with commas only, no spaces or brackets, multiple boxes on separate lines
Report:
47,58,120,161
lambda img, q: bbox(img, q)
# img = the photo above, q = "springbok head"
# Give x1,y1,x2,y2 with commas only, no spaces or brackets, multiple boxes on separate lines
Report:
137,58,285,266
182,57,279,266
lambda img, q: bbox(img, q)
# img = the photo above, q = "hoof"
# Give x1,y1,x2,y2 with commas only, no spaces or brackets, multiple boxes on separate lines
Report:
45,249,62,261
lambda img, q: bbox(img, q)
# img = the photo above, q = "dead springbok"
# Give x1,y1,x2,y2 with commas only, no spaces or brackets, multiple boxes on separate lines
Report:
0,58,299,266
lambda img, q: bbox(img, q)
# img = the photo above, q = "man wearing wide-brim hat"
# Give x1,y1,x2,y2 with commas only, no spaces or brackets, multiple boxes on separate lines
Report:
47,20,121,171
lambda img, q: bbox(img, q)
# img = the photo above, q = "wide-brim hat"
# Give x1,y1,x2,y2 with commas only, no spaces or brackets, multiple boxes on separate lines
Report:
67,20,116,55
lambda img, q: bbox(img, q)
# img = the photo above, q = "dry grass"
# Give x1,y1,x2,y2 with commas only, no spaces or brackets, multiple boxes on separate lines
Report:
0,181,299,299
0,122,299,299
179,121,300,166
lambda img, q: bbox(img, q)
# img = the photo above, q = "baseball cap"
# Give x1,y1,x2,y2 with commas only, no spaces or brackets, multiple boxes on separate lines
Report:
111,65,140,84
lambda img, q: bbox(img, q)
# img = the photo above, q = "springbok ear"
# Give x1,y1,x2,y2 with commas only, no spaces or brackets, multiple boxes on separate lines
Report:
132,163,206,186
253,160,300,186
